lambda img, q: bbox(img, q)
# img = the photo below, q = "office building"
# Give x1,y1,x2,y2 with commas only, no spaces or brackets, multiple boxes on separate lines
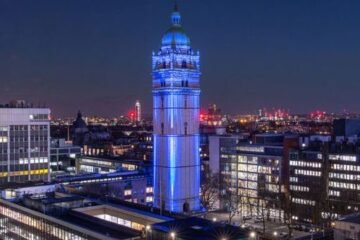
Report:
210,134,298,219
289,149,325,223
63,171,154,205
76,156,145,174
333,118,360,139
0,106,50,183
289,140,360,224
0,190,169,240
50,138,81,178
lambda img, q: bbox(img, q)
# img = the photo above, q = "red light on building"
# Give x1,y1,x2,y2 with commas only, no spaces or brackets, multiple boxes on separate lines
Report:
200,109,207,122
127,110,136,122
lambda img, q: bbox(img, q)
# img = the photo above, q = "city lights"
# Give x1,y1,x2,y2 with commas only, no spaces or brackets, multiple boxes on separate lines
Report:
0,1,358,240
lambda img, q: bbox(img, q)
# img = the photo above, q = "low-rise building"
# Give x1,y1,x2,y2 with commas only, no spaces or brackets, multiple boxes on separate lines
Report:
76,156,147,174
50,138,81,178
334,214,360,240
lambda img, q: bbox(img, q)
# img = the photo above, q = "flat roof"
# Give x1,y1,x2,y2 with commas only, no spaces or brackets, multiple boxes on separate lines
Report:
0,199,117,240
151,217,251,240
74,204,171,224
337,213,360,224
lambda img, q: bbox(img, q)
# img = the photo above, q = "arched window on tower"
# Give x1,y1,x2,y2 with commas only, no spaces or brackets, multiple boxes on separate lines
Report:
161,122,164,135
162,61,166,69
182,60,187,68
161,96,164,108
184,122,188,135
184,96,187,109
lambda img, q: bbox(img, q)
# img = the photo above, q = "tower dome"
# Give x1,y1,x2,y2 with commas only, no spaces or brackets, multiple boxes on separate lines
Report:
161,3,190,47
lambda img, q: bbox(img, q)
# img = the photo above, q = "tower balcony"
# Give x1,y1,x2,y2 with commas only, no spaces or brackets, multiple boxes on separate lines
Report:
154,62,198,71
152,81,200,90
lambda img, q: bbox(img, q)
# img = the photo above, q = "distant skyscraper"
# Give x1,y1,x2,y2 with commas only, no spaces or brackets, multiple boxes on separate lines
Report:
152,3,201,212
135,100,141,122
0,106,50,183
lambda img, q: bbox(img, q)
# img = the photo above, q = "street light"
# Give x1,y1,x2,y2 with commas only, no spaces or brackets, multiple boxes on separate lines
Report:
250,231,256,239
273,231,278,237
170,231,176,239
213,217,217,222
146,225,152,240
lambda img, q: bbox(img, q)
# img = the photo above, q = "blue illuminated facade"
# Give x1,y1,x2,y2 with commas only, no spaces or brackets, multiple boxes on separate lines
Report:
152,4,201,212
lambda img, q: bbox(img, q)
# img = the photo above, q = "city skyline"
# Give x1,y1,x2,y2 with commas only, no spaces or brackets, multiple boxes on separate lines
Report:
1,2,360,238
1,0,360,117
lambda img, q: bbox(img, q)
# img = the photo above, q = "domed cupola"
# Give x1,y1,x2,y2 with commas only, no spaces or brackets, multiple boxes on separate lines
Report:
161,2,190,47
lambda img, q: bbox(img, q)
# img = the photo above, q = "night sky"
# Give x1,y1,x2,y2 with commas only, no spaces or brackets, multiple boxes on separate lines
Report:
0,0,360,117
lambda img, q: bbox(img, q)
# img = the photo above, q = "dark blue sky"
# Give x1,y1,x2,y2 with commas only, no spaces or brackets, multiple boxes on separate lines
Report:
0,0,360,117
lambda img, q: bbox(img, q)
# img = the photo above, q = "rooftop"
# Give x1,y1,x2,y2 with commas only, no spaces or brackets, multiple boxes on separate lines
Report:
150,217,251,240
0,100,48,109
337,213,360,225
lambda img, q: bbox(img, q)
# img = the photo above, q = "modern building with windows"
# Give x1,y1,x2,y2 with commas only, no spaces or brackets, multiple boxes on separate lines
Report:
0,198,116,240
62,171,154,205
0,106,50,183
0,191,169,240
210,134,298,220
289,150,326,223
289,141,360,225
76,156,146,174
328,153,360,215
50,138,81,178
152,4,201,212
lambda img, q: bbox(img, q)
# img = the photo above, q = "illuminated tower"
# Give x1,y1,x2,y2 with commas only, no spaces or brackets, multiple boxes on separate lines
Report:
152,3,201,212
135,100,141,122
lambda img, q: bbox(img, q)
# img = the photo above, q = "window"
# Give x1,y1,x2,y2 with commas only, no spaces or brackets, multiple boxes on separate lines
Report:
182,60,187,68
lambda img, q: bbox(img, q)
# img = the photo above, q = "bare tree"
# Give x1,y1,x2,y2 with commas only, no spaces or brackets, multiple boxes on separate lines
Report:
255,198,268,234
283,190,294,238
200,172,219,212
246,194,254,219
222,189,243,225
318,142,335,229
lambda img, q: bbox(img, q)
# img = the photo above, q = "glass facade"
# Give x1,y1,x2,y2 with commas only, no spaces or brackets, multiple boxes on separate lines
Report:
219,139,284,220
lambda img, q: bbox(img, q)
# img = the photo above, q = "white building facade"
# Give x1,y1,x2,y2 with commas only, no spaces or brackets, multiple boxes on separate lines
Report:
0,108,50,183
